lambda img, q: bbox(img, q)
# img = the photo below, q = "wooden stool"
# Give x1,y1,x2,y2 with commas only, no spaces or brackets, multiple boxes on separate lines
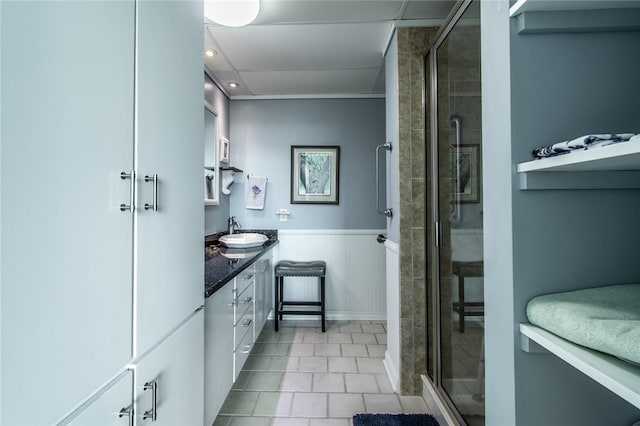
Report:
452,260,484,333
274,260,326,332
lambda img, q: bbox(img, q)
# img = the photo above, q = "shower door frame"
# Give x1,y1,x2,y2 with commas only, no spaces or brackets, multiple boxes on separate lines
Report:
424,0,480,424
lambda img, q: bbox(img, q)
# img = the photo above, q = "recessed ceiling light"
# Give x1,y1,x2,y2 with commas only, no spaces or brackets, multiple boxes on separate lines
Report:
228,82,239,89
205,49,217,58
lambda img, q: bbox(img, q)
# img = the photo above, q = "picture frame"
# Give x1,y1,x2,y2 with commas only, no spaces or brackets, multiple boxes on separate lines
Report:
291,145,340,204
452,144,480,203
219,136,230,164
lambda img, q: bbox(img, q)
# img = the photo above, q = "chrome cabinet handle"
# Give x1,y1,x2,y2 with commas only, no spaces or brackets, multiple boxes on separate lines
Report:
241,344,252,354
243,318,253,327
120,171,136,212
242,296,252,304
144,174,158,211
243,274,254,280
142,380,158,421
229,300,238,307
118,405,134,426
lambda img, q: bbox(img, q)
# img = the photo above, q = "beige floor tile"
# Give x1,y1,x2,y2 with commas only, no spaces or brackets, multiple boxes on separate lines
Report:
245,372,284,391
341,344,368,357
213,415,232,426
290,343,315,357
328,393,365,418
284,356,300,372
344,373,379,393
338,323,363,333
328,357,358,373
252,392,293,416
376,374,394,394
298,356,328,373
303,332,329,344
229,416,271,426
220,391,259,415
290,393,328,417
314,343,341,356
327,333,352,344
244,356,273,371
361,324,385,334
366,344,386,358
312,373,345,393
363,394,403,414
375,333,387,345
356,358,385,373
260,343,292,356
398,395,430,413
280,372,313,392
271,418,310,426
309,419,351,426
351,333,377,345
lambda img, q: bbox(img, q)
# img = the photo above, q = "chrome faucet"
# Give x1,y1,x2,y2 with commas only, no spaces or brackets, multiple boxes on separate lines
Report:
228,216,241,234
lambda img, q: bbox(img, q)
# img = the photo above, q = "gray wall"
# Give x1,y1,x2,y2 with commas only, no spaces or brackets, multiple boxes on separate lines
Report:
385,33,400,242
204,74,231,235
227,98,386,230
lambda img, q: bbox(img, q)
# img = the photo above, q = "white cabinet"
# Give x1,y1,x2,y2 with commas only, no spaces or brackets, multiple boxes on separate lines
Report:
133,310,204,426
204,281,235,426
234,266,256,380
65,372,133,426
254,252,274,337
1,2,135,424
133,0,204,356
0,1,204,424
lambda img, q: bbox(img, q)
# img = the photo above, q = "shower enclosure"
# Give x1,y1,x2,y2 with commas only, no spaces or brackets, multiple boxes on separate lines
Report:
424,1,484,425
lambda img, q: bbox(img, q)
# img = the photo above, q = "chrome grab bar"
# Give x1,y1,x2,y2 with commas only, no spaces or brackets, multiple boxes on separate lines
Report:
450,115,462,223
144,174,158,211
375,142,393,218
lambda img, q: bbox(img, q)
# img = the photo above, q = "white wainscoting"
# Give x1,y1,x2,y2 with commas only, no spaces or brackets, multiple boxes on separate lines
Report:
274,229,386,321
383,239,400,392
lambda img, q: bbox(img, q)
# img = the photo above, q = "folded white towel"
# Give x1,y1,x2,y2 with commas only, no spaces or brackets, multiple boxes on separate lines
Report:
246,175,267,210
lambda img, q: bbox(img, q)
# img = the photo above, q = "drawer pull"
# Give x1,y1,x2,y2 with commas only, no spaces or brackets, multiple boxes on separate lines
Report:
243,319,253,327
242,296,253,304
243,274,254,280
241,344,252,354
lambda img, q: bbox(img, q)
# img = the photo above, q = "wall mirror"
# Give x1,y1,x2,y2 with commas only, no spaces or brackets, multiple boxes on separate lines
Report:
204,103,219,205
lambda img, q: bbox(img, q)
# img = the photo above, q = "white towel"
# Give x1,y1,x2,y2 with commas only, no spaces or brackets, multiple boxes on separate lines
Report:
246,175,267,210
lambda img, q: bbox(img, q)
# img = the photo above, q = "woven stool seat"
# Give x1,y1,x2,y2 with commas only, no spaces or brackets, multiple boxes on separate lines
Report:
274,260,327,332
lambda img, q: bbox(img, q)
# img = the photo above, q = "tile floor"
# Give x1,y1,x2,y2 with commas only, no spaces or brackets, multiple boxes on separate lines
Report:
213,319,432,426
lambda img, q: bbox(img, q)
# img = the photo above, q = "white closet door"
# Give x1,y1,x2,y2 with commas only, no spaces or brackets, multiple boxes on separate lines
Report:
133,310,204,426
1,2,135,425
133,0,204,355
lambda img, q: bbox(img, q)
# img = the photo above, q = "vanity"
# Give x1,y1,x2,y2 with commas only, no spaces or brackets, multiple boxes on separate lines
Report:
203,230,278,425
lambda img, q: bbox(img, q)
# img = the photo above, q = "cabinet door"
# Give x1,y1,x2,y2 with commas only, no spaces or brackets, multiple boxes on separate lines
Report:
134,310,204,426
1,2,134,424
64,371,133,426
133,0,204,355
204,283,235,426
254,253,273,337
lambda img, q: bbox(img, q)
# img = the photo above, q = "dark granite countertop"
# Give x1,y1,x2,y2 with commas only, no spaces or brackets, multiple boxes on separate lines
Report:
204,229,278,298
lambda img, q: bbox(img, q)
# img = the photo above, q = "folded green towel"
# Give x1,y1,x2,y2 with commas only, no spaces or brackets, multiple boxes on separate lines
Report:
527,283,640,364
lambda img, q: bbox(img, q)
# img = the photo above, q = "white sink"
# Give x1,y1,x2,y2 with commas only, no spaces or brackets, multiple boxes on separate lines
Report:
218,232,268,248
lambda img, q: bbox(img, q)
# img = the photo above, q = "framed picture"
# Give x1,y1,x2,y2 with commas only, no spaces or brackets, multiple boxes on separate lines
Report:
291,145,340,204
219,136,230,164
452,144,480,203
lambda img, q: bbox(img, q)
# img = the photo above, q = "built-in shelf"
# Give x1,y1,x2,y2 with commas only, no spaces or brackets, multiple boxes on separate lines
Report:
510,0,640,34
520,323,640,410
510,0,640,17
517,141,640,190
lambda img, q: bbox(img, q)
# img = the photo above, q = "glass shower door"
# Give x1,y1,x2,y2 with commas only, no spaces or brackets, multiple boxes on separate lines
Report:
426,1,484,424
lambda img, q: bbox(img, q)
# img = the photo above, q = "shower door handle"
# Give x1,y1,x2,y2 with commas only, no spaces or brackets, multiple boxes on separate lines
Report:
375,142,393,218
450,116,462,223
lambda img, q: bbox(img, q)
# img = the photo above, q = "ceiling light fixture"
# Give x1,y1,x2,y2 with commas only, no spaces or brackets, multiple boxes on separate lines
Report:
228,82,239,89
205,49,217,58
204,0,260,28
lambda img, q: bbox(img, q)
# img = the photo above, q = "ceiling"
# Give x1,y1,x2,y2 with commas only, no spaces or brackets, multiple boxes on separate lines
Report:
204,0,456,99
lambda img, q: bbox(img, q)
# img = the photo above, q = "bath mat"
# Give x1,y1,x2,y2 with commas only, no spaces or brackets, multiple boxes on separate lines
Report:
353,413,440,426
